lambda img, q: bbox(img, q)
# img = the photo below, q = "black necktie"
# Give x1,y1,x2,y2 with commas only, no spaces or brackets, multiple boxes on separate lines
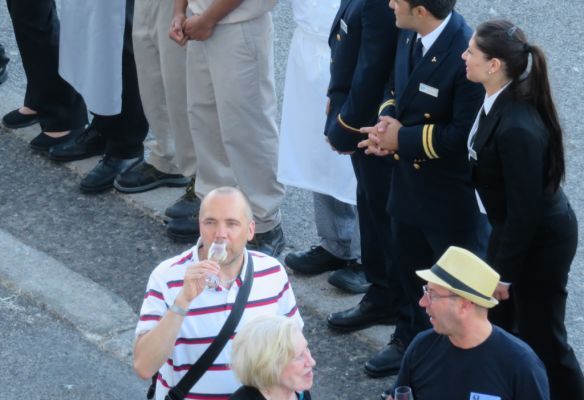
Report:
410,38,423,72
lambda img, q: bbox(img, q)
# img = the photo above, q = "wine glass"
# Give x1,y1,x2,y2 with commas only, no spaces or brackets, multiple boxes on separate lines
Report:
394,386,414,400
205,241,227,289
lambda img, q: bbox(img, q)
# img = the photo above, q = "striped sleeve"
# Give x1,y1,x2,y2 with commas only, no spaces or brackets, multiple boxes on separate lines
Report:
135,267,169,337
275,268,303,327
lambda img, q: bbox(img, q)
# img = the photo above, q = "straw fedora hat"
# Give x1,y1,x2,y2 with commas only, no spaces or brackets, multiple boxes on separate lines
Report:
416,246,500,308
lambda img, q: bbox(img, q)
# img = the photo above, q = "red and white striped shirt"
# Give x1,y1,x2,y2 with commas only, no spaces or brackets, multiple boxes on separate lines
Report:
136,243,302,400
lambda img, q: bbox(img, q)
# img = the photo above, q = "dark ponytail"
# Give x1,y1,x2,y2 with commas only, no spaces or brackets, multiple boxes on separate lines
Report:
475,20,565,191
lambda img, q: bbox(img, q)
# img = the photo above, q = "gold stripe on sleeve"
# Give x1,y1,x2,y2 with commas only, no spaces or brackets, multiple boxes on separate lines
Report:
427,124,439,159
337,114,361,133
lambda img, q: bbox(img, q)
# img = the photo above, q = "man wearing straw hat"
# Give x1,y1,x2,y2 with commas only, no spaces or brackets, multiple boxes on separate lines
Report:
383,246,549,400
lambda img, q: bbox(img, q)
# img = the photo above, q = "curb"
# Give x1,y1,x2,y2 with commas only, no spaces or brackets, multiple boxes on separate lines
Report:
0,229,138,365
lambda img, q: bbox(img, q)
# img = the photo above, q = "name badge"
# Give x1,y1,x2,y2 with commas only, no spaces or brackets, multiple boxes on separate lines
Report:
419,83,439,98
469,393,501,400
340,19,348,34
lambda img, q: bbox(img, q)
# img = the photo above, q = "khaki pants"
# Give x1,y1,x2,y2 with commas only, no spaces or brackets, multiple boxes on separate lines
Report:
185,13,284,232
133,0,196,176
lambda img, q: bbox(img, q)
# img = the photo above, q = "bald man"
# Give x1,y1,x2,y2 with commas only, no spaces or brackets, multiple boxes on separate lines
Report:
134,187,301,400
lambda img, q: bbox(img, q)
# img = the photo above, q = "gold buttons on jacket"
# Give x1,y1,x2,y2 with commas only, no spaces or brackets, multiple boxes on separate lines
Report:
393,153,400,161
424,113,431,119
336,34,341,41
413,163,421,170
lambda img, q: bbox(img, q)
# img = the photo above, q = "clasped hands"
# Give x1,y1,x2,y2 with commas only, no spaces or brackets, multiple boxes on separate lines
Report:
358,116,401,156
169,14,215,46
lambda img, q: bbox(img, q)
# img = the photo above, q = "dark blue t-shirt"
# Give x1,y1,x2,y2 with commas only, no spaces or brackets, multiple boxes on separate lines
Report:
394,326,549,400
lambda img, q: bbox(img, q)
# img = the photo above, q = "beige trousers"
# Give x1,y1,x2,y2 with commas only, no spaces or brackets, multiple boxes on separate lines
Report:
185,13,284,232
133,0,196,176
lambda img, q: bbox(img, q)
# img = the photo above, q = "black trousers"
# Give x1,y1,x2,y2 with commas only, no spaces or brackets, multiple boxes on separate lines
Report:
488,206,584,400
90,0,148,159
350,151,401,309
6,0,87,131
392,215,490,345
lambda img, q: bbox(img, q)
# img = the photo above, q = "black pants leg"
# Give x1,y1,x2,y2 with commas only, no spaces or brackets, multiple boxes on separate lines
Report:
91,0,148,159
6,0,87,131
350,151,400,309
491,208,584,400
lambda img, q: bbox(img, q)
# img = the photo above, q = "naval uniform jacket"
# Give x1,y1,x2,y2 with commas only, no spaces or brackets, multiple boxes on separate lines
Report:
379,11,484,230
325,0,398,152
470,90,573,282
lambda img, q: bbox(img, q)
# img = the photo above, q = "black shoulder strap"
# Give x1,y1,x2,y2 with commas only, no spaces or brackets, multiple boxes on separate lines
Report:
164,252,255,400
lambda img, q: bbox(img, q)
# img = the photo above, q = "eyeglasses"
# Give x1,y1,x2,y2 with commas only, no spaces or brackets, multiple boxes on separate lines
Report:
422,285,458,304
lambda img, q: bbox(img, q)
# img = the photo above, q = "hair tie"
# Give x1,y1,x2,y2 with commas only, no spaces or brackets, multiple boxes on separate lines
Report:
519,52,533,81
523,42,531,53
506,26,518,37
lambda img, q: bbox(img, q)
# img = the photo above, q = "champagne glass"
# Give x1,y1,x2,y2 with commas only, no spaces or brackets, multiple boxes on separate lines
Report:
205,241,227,289
394,386,414,400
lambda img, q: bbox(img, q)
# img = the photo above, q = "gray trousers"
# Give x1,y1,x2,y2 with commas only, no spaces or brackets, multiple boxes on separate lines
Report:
186,13,284,232
314,192,360,260
133,0,196,176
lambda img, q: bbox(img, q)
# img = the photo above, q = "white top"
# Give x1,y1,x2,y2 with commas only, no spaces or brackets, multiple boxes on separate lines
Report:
277,0,357,204
58,0,125,115
417,12,452,55
467,83,511,215
291,0,340,39
188,0,276,24
467,82,511,160
136,242,302,400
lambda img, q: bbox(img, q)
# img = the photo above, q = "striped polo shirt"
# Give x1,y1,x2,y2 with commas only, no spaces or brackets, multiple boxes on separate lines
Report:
136,243,302,400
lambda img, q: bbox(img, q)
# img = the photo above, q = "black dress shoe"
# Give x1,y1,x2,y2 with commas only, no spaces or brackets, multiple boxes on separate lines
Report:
114,161,190,193
328,263,371,294
80,155,142,194
365,335,405,378
247,224,286,257
165,177,199,219
327,297,397,332
49,123,105,161
2,108,39,129
285,245,353,274
30,129,83,152
167,215,199,243
0,64,7,85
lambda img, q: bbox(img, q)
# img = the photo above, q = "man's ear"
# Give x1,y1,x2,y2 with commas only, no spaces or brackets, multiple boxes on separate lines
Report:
247,220,256,241
413,5,428,18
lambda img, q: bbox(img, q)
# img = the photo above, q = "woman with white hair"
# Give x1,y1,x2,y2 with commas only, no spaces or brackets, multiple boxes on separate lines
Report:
230,316,315,400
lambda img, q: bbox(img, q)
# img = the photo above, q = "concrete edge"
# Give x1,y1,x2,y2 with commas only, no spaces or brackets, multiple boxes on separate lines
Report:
0,229,138,366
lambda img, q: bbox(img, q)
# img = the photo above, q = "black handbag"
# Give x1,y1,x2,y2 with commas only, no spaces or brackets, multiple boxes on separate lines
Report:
147,252,254,400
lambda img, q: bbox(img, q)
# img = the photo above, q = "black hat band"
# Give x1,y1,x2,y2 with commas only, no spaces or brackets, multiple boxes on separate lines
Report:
430,265,491,301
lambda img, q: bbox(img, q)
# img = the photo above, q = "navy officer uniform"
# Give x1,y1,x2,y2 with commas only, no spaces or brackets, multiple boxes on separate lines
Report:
325,0,403,333
364,10,490,377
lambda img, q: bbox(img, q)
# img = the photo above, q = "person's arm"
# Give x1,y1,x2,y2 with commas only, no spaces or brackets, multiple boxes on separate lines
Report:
490,120,547,284
326,0,398,153
183,0,243,41
275,263,303,327
514,351,551,399
170,0,189,45
133,260,220,379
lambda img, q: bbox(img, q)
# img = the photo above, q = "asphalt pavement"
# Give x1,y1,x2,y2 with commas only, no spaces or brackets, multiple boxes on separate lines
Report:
0,1,583,399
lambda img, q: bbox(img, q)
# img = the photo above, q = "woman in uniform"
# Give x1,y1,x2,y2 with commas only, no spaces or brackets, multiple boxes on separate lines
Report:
463,19,584,399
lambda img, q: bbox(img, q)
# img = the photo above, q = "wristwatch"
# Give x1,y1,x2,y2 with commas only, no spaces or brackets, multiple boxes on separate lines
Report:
169,303,188,317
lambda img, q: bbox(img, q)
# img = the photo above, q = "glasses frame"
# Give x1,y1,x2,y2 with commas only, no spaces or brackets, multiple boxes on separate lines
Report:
422,285,459,304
